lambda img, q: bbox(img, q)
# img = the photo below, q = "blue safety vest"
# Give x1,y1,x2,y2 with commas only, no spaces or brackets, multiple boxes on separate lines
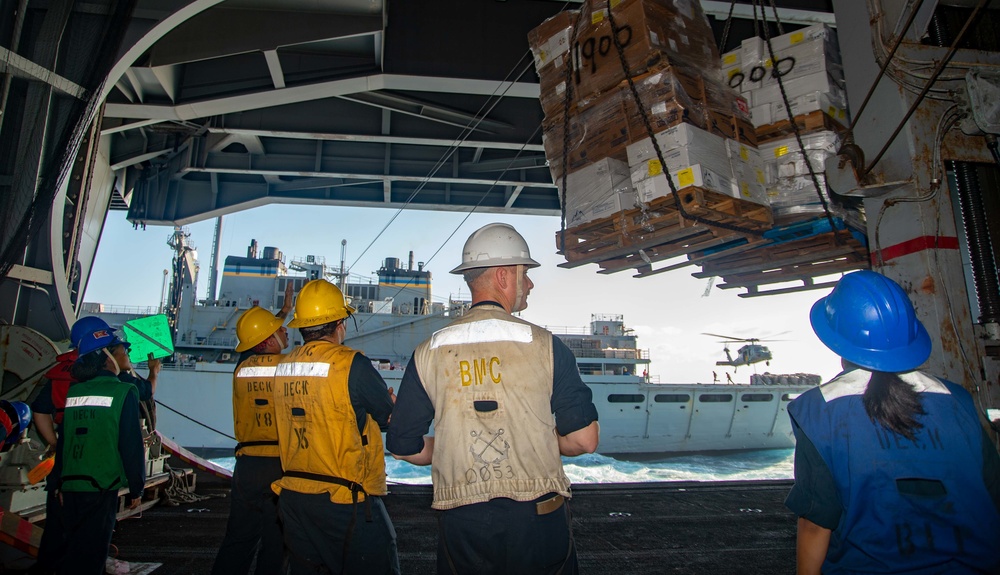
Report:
789,370,1000,574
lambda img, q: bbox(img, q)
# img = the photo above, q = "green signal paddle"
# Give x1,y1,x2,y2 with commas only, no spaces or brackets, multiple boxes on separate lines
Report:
121,314,174,364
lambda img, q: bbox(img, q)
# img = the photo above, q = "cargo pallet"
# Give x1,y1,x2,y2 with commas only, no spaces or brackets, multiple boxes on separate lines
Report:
691,221,870,297
557,193,870,295
754,109,845,144
556,188,772,273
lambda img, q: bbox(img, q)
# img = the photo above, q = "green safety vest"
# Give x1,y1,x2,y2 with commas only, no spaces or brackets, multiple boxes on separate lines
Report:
60,376,135,492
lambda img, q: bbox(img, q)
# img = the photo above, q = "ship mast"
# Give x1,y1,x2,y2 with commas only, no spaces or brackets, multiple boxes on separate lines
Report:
206,216,224,304
338,239,347,291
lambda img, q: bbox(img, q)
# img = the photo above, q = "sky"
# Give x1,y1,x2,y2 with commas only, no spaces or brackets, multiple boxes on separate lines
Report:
84,204,844,383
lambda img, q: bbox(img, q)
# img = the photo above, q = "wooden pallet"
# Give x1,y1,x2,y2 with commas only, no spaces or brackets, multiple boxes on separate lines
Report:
692,230,870,295
754,110,845,144
556,188,772,271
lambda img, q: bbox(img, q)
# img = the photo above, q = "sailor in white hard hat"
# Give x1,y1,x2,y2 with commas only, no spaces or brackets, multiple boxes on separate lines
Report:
388,222,600,575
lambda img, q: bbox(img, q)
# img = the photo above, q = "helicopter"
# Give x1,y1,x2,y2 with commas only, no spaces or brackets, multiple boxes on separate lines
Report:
702,333,786,371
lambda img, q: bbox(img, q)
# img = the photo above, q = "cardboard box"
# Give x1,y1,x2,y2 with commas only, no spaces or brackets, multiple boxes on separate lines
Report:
750,70,846,108
542,89,631,181
766,23,838,54
528,10,579,71
726,140,769,206
750,90,849,128
626,122,731,173
570,0,719,102
560,158,637,226
758,130,840,184
630,162,734,199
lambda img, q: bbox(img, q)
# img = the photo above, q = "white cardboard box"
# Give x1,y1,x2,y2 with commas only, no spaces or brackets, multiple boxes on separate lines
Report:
726,140,769,206
625,123,731,175
750,70,846,108
750,90,849,127
630,163,734,200
561,158,635,227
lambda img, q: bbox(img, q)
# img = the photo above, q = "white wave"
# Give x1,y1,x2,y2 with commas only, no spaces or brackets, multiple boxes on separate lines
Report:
212,449,794,486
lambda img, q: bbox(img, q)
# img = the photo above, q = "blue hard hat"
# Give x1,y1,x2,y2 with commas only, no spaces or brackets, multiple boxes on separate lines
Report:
75,323,129,357
810,270,931,373
70,316,113,349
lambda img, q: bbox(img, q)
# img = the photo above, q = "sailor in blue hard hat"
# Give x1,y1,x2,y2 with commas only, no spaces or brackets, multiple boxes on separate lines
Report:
51,319,146,575
786,270,1000,575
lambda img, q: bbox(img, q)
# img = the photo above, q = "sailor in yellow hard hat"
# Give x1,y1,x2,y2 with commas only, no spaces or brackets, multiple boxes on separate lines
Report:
387,222,600,575
212,302,290,575
271,279,399,574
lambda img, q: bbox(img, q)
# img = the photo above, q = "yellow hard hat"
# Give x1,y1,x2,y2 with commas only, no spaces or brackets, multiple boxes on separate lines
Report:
288,280,356,328
235,306,284,352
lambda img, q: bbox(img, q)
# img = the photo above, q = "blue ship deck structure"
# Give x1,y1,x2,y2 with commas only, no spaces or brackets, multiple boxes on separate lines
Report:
74,471,798,574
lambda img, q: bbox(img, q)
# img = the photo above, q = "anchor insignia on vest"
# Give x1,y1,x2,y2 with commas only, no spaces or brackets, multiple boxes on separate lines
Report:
470,428,509,466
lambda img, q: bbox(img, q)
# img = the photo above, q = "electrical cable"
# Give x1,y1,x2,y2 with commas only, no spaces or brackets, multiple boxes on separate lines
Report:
848,0,926,133
862,0,990,177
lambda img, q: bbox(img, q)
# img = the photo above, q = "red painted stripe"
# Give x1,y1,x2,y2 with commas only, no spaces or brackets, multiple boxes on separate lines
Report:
872,235,959,264
14,516,33,544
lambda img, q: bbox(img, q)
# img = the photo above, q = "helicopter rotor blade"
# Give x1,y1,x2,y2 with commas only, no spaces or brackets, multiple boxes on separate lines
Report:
701,332,745,341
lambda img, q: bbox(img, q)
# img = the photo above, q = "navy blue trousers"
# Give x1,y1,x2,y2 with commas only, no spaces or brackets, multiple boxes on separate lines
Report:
212,455,286,575
32,488,66,574
437,495,577,575
59,491,119,575
279,490,400,575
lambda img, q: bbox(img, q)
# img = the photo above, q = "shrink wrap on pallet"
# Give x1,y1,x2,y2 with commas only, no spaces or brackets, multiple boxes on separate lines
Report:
725,24,849,131
726,140,769,206
570,0,719,103
530,10,579,119
758,130,842,222
558,158,638,227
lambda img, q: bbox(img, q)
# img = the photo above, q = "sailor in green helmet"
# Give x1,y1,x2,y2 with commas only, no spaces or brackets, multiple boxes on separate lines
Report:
53,322,146,574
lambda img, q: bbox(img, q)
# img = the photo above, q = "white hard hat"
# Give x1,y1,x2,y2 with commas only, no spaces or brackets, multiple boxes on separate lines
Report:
450,223,541,274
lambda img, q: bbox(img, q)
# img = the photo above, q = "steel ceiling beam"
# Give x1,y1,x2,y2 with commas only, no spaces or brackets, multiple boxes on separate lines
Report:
103,74,540,121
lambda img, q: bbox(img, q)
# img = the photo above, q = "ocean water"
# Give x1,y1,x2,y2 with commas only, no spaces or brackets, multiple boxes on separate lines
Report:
212,449,795,484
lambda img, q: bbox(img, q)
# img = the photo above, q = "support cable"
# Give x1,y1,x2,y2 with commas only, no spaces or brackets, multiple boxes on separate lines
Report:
348,55,535,272
718,0,738,53
155,399,236,441
607,0,764,237
752,0,842,243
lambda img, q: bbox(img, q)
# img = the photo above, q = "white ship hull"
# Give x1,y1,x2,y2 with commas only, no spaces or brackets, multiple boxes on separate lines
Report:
151,364,810,457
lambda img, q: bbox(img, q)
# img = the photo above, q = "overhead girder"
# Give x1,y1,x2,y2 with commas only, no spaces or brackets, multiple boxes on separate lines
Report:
1,0,842,342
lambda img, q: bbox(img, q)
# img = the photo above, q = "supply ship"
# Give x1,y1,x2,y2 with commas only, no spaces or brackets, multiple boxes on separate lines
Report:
83,231,818,457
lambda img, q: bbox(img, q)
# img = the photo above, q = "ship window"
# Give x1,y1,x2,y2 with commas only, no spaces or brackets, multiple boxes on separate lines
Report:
607,394,644,403
698,394,733,403
741,393,774,402
781,393,802,401
654,394,690,403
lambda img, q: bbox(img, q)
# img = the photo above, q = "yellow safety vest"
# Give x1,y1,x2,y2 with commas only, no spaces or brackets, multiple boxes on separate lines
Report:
270,341,387,503
232,353,281,458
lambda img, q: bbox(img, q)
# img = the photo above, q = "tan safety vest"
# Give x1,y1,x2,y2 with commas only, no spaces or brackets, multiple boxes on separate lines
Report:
270,341,387,503
413,304,571,510
232,353,281,458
